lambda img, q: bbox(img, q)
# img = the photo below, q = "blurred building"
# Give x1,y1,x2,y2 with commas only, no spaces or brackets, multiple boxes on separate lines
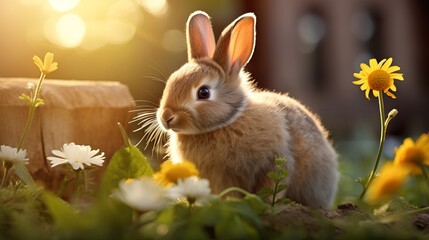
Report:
243,0,429,138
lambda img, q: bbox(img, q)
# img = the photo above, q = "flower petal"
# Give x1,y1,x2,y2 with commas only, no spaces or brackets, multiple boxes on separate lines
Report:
390,73,404,80
369,59,378,69
377,58,386,68
390,84,397,92
384,90,396,99
33,55,44,72
360,63,372,73
381,58,393,70
44,52,54,68
52,149,67,156
386,66,400,74
353,79,366,85
353,72,364,78
46,62,58,74
365,88,370,100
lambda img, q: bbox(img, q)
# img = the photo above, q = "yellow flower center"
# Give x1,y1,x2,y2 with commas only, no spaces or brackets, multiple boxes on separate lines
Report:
368,69,393,91
164,165,198,183
153,160,199,187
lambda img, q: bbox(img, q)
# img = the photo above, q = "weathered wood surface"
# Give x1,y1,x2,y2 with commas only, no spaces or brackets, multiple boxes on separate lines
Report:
0,78,135,190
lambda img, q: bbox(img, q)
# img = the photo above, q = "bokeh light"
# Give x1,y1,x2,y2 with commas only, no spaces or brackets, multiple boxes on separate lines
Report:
103,19,136,45
48,0,80,12
137,0,168,17
55,14,86,48
298,13,325,53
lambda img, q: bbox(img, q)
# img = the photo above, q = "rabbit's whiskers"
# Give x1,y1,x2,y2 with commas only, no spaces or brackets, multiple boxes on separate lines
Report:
131,104,167,158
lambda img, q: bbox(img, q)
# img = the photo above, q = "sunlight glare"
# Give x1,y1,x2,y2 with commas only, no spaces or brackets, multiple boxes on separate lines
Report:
48,0,80,12
137,0,168,17
103,19,136,45
20,0,44,6
80,21,107,51
56,14,86,48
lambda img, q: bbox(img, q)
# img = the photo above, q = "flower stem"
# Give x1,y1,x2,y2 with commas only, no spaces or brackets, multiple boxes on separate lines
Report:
17,73,45,151
420,165,429,189
360,91,387,200
271,172,282,206
75,170,82,198
218,187,254,198
118,122,133,148
14,73,45,186
1,163,9,188
83,170,89,192
16,105,36,151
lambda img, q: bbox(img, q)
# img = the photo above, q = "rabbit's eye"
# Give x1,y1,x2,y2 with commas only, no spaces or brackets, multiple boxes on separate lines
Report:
197,86,210,100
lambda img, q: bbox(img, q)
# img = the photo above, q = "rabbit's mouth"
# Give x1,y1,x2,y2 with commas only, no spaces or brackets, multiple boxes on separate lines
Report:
157,107,193,134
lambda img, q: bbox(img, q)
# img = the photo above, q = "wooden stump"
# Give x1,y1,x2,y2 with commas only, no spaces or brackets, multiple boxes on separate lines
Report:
0,78,135,191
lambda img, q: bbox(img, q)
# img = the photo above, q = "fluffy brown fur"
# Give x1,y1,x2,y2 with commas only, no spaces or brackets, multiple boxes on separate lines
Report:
156,11,339,208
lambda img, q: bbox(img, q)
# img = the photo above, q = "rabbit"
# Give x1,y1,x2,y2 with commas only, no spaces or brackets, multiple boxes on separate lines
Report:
155,11,339,208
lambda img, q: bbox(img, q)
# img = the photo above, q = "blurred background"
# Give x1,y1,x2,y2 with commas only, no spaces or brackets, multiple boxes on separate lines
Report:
1,0,428,203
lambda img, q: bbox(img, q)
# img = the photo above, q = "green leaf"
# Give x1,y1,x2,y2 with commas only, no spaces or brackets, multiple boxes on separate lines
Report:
267,171,277,182
42,191,84,231
243,194,268,215
34,98,44,107
276,184,287,193
18,94,31,104
214,208,260,239
14,163,35,186
256,187,273,199
98,145,154,198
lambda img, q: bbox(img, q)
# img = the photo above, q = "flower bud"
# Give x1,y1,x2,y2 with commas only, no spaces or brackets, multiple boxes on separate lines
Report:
388,109,398,119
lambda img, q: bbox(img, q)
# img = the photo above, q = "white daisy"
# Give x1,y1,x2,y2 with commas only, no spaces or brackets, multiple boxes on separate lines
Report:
166,176,212,205
0,145,29,164
47,142,105,170
111,178,168,212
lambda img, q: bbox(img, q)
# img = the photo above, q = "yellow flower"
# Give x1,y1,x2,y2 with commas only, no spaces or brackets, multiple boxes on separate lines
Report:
353,58,404,100
365,161,408,205
153,160,199,187
33,52,58,74
394,134,429,175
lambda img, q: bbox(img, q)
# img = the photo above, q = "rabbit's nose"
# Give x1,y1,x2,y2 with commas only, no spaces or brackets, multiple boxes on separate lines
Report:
160,108,175,128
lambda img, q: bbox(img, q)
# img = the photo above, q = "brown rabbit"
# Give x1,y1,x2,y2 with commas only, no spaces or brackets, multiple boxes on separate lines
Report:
155,11,339,208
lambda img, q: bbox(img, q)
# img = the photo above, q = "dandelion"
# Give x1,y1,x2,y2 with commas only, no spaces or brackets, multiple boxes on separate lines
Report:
353,58,404,100
47,143,105,170
33,52,58,74
365,162,409,205
0,145,29,165
394,134,429,175
153,160,199,187
166,176,211,205
111,177,168,212
26,82,35,90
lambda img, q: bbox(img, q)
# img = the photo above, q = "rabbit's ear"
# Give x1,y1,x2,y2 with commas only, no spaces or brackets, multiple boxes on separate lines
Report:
186,11,216,61
213,13,255,76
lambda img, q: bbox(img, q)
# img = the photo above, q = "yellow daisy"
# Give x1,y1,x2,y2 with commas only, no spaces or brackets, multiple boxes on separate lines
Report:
33,52,58,74
394,134,429,175
153,160,199,187
353,58,404,100
365,161,408,205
